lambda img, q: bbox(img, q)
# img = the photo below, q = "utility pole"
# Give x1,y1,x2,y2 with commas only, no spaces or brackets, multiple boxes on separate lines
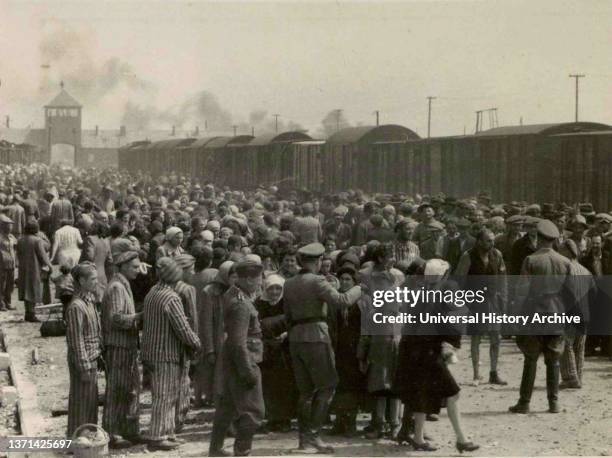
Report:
272,114,280,133
251,126,255,136
232,125,237,136
426,96,436,138
335,109,343,132
569,74,585,122
475,110,482,133
374,110,380,126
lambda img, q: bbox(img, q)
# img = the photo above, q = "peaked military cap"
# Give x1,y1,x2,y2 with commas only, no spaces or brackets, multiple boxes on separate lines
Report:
537,219,560,240
298,242,326,258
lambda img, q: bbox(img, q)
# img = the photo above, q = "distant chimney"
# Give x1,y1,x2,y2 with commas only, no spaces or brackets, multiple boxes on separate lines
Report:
95,125,99,136
171,125,176,136
119,125,126,137
194,126,199,136
5,116,9,128
251,126,255,136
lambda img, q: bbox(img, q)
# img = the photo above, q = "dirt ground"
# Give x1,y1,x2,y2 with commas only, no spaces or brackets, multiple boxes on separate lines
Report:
1,292,611,457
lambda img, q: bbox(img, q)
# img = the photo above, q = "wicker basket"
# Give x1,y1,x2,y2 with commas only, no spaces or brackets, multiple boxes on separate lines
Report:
71,423,109,457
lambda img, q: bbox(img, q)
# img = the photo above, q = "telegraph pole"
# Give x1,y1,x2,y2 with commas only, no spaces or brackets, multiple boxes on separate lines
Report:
232,125,238,136
427,96,436,138
272,114,280,133
569,74,585,122
335,109,343,132
374,110,380,126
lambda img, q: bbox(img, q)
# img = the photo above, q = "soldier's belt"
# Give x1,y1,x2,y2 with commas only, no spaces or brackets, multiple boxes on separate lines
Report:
290,317,326,327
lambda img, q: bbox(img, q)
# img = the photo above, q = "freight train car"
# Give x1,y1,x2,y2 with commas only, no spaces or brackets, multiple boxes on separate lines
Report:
229,131,312,189
322,125,420,192
116,121,612,206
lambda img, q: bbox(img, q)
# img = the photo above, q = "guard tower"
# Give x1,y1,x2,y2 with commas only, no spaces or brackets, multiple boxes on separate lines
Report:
44,82,82,165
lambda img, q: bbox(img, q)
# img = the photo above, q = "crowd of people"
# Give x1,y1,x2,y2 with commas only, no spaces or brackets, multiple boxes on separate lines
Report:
0,162,611,455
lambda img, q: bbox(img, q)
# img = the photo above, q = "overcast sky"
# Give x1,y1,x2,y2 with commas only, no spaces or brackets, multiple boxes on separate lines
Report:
1,0,611,137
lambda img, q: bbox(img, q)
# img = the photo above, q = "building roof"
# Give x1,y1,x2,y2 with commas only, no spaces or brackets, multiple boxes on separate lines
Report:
248,131,311,146
326,124,420,145
45,89,82,108
0,127,31,145
476,122,612,137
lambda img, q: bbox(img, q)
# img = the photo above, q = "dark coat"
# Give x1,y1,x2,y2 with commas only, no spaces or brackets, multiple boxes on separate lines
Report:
17,235,52,303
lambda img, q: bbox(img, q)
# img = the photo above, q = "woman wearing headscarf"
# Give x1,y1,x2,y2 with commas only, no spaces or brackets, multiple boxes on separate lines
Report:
330,266,366,437
255,274,296,432
17,221,53,322
194,261,237,407
394,259,479,453
155,226,185,262
65,262,103,436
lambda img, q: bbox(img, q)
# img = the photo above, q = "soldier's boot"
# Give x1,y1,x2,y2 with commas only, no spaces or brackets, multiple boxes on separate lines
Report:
234,426,256,457
546,361,560,413
306,389,335,454
509,358,537,413
296,398,313,450
208,423,230,457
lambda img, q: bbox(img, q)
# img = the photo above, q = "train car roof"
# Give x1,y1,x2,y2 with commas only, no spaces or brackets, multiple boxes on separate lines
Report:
326,124,420,145
249,131,312,146
147,138,196,151
476,122,612,137
186,136,224,149
205,135,255,149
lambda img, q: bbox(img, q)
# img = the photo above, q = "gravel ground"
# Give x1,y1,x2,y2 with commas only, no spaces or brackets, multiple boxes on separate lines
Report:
1,294,611,457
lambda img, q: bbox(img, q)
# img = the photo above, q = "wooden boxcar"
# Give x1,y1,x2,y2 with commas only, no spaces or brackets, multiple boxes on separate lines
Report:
322,125,420,192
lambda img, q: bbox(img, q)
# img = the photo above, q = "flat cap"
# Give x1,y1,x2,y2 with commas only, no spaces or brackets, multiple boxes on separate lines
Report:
506,214,525,224
427,220,445,231
298,242,326,258
537,219,560,240
595,213,612,223
571,215,588,227
0,214,14,224
235,259,263,277
523,216,541,226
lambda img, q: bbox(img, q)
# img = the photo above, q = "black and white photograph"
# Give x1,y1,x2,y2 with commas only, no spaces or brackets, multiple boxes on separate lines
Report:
0,1,611,456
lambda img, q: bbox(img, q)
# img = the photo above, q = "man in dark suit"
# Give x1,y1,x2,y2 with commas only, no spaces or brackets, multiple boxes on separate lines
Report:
509,216,539,275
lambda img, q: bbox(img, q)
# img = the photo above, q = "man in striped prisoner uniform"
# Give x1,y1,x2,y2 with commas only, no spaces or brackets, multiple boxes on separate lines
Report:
173,253,198,432
101,248,143,448
142,257,201,452
65,263,103,437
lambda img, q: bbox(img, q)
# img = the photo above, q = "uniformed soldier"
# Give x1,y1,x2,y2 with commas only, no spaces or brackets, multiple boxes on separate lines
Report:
283,243,362,453
509,219,571,414
209,259,265,457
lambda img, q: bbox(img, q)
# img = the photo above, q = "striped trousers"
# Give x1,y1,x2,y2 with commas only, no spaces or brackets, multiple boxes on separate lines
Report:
175,360,191,428
103,347,141,439
67,360,98,437
148,361,181,441
561,334,586,384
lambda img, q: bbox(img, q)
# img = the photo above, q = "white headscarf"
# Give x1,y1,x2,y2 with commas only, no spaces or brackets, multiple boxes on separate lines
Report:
261,274,285,304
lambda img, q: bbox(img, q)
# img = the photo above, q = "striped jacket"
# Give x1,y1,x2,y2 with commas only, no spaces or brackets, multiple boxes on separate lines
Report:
101,273,139,349
66,292,103,372
142,283,201,363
